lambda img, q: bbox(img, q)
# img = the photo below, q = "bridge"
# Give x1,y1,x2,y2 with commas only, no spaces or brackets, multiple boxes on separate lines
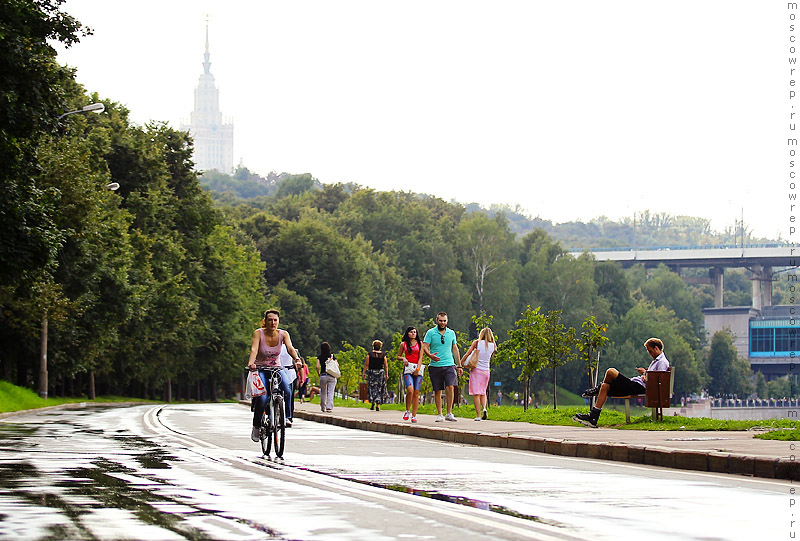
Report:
570,244,796,309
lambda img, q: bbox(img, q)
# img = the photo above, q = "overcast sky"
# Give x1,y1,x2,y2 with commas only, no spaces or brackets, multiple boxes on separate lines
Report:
55,1,786,240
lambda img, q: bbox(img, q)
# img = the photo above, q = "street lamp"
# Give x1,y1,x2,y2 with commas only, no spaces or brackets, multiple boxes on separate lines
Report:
57,102,105,120
39,102,110,399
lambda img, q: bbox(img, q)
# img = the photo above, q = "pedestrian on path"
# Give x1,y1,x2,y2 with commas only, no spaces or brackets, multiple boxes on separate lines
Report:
422,311,462,422
362,340,389,411
573,337,670,428
295,357,309,403
317,342,338,413
459,327,495,420
398,326,423,423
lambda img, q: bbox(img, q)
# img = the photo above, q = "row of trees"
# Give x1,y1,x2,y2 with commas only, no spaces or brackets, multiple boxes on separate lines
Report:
0,1,768,405
0,1,265,399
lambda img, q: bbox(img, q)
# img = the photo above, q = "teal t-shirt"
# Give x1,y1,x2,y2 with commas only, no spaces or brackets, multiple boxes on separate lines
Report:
423,327,457,367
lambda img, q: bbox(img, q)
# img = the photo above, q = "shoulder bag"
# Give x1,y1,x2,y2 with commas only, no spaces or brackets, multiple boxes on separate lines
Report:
326,355,341,378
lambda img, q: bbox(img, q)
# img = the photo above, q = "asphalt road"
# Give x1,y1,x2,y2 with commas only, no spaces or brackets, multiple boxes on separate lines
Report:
0,403,790,540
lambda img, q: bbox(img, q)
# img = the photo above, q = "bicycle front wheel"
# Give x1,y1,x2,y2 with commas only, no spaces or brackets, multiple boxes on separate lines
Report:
260,411,271,456
272,395,285,458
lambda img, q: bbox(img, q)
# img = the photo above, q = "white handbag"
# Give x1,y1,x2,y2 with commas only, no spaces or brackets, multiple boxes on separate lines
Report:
326,356,341,378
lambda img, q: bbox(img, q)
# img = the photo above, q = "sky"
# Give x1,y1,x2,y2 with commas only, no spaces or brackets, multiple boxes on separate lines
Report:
55,1,788,240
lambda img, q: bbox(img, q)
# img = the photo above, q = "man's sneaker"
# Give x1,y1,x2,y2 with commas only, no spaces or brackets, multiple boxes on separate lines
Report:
581,384,602,398
445,413,457,422
573,407,601,428
285,418,292,428
435,414,445,422
250,426,260,442
403,411,410,420
482,409,488,420
474,417,481,421
411,416,418,423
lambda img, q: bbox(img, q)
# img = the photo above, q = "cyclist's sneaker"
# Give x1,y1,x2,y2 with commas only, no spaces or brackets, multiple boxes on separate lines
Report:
403,410,410,420
435,414,445,422
250,426,260,442
581,384,602,398
285,418,292,428
445,413,457,422
482,409,488,420
411,416,418,423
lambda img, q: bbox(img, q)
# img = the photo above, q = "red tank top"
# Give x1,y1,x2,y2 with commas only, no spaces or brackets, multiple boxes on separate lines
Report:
403,341,421,364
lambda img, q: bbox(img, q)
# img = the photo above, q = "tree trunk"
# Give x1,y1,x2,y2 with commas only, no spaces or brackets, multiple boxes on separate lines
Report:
552,366,557,410
523,375,529,411
88,371,95,400
166,379,172,403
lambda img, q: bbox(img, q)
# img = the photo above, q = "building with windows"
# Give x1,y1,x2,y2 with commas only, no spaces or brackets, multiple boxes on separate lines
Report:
704,305,798,380
181,24,233,174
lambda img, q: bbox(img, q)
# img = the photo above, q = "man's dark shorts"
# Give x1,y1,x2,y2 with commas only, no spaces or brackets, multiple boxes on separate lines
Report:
608,373,646,397
429,365,458,392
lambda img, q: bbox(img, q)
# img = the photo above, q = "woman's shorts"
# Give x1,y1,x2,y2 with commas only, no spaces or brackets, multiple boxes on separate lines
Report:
468,368,490,395
608,373,646,397
428,365,457,392
403,373,423,390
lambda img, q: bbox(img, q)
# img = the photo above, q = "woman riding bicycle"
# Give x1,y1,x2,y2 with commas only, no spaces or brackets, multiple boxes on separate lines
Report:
247,309,300,441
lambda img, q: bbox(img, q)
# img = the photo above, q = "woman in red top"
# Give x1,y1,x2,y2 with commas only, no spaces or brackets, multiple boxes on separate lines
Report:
397,326,423,423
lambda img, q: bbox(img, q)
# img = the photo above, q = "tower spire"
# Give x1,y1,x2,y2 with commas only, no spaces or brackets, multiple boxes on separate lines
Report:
203,16,211,75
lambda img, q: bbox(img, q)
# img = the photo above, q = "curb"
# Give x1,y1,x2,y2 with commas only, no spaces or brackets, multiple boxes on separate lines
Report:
291,409,799,481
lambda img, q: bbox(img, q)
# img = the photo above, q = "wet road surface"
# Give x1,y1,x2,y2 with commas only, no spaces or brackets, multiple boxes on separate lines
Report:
0,403,789,540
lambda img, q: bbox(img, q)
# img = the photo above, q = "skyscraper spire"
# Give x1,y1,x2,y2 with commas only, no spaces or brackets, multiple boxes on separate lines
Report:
182,17,234,173
203,16,211,75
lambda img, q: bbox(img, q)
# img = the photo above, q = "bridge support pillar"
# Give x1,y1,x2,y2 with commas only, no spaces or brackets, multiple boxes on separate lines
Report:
762,266,773,307
751,265,774,310
752,265,762,310
710,267,724,308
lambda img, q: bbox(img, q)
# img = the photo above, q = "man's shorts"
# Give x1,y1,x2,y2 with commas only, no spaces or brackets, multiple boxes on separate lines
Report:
428,365,457,392
608,373,646,397
402,373,423,390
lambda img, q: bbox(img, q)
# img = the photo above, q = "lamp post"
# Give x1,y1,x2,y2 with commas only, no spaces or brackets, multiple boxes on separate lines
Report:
38,103,107,399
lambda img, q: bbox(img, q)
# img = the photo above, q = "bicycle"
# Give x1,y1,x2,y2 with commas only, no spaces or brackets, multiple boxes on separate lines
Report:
253,367,286,458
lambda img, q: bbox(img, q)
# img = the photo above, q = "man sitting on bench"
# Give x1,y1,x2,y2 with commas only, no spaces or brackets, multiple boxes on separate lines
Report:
572,337,670,428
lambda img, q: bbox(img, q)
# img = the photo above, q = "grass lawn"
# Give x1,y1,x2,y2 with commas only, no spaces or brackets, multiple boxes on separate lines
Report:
320,396,800,435
0,381,235,414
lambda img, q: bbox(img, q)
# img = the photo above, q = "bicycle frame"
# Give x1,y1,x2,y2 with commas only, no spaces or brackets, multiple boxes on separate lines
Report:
256,367,286,457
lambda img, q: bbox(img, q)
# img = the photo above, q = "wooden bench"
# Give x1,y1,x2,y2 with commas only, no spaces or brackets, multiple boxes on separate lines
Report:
615,367,674,423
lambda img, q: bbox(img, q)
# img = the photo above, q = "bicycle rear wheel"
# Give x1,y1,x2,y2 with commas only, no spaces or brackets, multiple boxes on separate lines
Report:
272,395,285,458
260,411,271,456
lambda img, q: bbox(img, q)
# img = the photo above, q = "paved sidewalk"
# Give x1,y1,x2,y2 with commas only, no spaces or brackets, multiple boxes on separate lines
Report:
292,402,799,481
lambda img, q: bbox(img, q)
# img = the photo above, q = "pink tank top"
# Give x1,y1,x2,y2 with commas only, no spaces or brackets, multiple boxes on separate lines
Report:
256,328,284,367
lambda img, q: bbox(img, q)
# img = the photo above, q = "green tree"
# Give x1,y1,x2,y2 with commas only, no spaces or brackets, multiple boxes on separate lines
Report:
541,310,577,409
275,173,317,199
0,0,87,288
606,300,707,398
577,316,609,403
457,213,511,314
336,342,368,400
706,330,753,397
754,371,767,399
767,377,791,399
496,306,546,411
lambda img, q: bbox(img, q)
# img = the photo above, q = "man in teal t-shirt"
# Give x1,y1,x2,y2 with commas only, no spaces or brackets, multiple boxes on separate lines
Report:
422,311,462,422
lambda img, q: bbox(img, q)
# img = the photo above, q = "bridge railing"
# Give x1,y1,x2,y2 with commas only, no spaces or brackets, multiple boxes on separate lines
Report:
569,243,787,254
